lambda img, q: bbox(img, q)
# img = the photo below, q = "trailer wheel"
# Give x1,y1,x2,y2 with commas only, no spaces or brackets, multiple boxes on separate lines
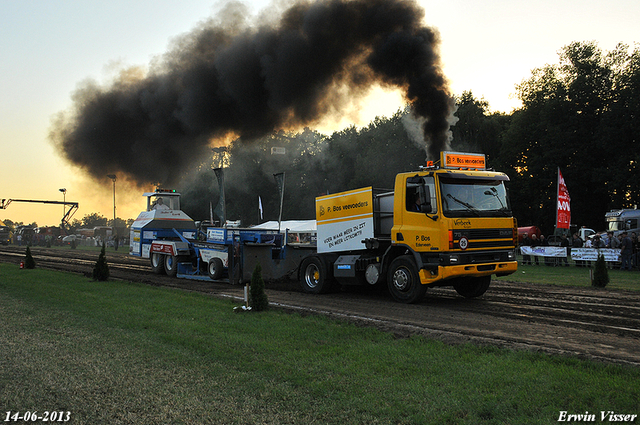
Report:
165,255,178,277
208,258,224,280
453,276,491,298
300,255,332,294
150,253,166,275
387,255,427,304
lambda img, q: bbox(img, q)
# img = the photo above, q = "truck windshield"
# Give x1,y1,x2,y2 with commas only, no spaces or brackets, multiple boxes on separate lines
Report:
148,195,180,211
607,220,623,232
440,178,511,217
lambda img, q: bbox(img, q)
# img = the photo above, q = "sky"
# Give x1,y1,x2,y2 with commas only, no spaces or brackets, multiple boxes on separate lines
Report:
1,0,638,227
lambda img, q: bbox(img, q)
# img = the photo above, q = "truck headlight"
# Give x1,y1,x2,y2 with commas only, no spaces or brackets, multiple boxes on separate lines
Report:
507,250,515,260
449,254,460,264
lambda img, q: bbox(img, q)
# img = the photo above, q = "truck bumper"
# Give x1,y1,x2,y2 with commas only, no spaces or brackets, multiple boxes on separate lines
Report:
419,261,518,285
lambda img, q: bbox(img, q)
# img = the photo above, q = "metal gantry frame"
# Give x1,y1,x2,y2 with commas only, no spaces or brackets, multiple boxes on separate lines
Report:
0,198,79,234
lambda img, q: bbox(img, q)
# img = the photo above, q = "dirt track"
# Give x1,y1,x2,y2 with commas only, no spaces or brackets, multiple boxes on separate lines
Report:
2,245,639,366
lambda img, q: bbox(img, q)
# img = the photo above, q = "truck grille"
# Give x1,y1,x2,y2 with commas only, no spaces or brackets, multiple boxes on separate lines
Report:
452,228,514,250
453,228,513,240
462,240,513,249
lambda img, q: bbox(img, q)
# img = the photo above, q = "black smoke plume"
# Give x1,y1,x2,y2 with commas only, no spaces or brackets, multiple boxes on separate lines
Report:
50,0,454,185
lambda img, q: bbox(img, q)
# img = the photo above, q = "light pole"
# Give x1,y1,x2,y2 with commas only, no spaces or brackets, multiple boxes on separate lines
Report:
59,188,66,233
107,175,116,233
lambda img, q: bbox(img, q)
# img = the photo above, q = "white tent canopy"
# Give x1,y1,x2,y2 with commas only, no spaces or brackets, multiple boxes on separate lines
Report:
251,220,316,232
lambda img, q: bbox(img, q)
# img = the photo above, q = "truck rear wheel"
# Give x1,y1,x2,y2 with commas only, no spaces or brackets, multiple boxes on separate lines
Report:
387,255,427,304
150,253,165,275
208,258,224,280
165,255,178,277
300,255,333,294
453,276,491,298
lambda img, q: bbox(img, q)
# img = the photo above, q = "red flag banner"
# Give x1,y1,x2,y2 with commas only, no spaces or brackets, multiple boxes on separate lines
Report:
556,168,571,229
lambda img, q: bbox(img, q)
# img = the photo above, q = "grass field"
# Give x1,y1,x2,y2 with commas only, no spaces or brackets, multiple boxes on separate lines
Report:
0,263,638,424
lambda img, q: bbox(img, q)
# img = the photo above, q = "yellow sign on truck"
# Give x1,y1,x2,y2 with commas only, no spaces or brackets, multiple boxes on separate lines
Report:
442,151,486,169
300,151,518,303
316,187,374,253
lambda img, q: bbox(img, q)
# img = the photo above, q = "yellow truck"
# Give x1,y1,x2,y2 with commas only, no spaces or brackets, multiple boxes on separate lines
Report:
303,151,518,303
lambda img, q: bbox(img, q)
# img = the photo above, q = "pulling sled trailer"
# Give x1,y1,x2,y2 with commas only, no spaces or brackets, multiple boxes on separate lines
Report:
148,224,317,283
130,189,317,283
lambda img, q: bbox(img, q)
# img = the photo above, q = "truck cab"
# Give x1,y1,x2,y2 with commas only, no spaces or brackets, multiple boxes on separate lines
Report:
387,153,517,299
311,152,518,303
605,209,640,237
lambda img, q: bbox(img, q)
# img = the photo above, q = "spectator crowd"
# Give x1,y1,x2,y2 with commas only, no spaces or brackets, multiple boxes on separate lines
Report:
520,231,638,270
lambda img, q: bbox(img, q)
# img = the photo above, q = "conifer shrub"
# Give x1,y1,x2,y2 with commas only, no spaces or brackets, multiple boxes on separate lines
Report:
250,264,269,311
92,243,110,281
24,246,36,269
592,253,609,288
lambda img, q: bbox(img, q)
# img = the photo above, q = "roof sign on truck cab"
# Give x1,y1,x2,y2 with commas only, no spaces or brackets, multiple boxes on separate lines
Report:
442,151,486,170
316,187,374,254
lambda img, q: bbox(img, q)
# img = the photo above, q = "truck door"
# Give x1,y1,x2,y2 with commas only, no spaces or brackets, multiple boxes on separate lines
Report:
400,176,442,252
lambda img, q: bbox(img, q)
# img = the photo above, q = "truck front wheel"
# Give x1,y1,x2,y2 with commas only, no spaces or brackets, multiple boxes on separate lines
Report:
387,255,427,304
453,276,491,298
150,253,165,275
300,255,333,294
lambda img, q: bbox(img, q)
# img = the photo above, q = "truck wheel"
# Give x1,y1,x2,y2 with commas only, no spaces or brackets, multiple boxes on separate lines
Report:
387,255,427,304
208,258,224,280
453,276,491,298
300,255,332,294
150,253,166,275
165,255,178,277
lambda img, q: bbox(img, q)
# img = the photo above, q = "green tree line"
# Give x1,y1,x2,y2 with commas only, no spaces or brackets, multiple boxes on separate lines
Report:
498,41,640,232
2,215,132,234
179,41,639,236
6,42,634,236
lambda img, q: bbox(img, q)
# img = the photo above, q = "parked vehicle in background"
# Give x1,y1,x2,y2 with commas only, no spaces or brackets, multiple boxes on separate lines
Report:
547,226,595,246
60,234,81,247
578,227,596,242
605,209,640,237
0,223,11,245
518,226,541,244
13,226,36,245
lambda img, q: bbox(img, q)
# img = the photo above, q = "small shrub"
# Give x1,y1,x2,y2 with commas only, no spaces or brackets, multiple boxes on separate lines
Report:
592,253,609,288
250,264,269,311
92,243,110,281
24,247,36,269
